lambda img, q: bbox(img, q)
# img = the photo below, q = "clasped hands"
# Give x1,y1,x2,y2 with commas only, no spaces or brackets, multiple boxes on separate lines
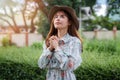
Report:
48,35,59,51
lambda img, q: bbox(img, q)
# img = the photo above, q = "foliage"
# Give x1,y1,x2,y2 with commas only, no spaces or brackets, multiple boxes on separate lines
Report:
75,64,120,80
107,0,120,16
80,0,96,8
31,42,43,50
0,58,120,80
112,21,120,30
0,46,41,67
0,60,46,80
0,38,120,79
84,39,117,54
37,12,50,39
80,0,120,31
92,16,113,30
82,16,116,31
38,21,50,39
1,36,10,47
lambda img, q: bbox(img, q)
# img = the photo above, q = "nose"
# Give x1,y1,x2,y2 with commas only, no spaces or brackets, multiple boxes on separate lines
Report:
56,16,60,21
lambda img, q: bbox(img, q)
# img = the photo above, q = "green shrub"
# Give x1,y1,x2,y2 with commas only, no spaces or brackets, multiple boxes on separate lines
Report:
84,39,117,54
0,60,46,80
75,65,120,80
0,46,41,67
0,60,120,80
30,42,43,49
1,36,10,47
37,12,50,39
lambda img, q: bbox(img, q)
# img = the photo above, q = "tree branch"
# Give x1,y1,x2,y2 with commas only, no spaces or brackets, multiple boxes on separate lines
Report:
0,17,16,32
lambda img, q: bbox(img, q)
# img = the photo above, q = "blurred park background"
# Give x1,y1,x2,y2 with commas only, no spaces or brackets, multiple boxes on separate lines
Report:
0,0,120,80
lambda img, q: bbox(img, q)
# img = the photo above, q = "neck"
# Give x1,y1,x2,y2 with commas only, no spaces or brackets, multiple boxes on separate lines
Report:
57,29,67,39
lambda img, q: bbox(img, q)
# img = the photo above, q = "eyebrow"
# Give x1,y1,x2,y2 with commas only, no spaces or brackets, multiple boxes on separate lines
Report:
54,14,66,17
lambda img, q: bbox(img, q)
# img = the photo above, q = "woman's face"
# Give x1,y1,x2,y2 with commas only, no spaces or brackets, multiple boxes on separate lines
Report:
53,11,70,30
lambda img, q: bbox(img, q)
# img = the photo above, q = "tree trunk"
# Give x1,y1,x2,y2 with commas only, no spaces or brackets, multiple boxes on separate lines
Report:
22,11,28,32
21,0,28,32
30,8,38,33
35,0,48,17
10,8,20,33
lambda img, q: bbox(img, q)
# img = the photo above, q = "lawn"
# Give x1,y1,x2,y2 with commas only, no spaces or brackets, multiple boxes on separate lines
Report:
0,46,41,67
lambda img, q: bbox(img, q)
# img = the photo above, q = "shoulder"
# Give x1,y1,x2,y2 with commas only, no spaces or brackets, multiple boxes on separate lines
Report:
69,36,81,44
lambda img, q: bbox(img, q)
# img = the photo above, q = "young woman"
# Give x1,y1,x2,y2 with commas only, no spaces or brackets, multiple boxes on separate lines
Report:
38,5,83,80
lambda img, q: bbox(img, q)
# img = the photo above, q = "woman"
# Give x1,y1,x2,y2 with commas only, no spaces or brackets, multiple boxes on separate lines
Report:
38,5,83,80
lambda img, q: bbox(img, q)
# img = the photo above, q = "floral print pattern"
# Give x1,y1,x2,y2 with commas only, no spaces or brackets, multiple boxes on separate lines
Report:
38,33,82,80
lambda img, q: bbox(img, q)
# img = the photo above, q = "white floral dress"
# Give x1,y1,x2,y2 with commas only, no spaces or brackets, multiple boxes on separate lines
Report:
38,33,82,80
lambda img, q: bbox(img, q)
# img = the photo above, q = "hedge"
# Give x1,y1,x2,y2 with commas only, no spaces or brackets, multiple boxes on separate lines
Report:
0,60,120,80
75,65,120,80
0,60,46,80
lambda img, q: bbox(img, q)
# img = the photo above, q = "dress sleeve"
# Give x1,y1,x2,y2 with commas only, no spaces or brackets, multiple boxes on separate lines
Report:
54,38,82,70
38,42,52,69
70,39,82,70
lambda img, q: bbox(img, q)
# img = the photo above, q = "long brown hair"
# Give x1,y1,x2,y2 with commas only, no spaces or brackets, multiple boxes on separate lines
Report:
46,10,83,48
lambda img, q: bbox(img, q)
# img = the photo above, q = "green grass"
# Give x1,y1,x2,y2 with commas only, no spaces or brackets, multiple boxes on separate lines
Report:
82,50,120,69
0,46,42,67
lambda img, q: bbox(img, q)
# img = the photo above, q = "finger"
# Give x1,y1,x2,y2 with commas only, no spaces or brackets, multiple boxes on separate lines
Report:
53,36,59,41
50,36,55,40
49,36,54,41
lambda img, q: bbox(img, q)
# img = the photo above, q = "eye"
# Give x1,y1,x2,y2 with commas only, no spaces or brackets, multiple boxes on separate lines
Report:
60,15,65,18
54,15,58,18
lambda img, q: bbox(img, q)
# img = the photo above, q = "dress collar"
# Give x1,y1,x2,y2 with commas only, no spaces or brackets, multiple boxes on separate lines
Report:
59,33,71,43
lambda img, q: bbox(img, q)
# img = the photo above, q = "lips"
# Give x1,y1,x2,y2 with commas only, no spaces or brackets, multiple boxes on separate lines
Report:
55,22,61,25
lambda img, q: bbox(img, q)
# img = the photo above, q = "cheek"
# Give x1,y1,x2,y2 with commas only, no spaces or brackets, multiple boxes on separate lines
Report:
63,18,70,25
63,21,70,26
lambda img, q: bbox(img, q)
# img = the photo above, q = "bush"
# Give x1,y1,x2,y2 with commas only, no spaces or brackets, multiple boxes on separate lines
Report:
75,65,120,80
0,60,120,80
30,42,43,49
0,60,46,80
37,12,50,39
1,36,10,47
84,39,117,54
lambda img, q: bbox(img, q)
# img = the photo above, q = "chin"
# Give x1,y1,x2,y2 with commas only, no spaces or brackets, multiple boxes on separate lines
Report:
55,27,61,29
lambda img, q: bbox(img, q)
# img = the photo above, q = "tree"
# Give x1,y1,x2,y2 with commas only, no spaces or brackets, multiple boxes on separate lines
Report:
37,11,49,39
34,0,48,16
0,0,41,33
20,0,39,33
0,0,20,33
0,0,85,34
107,0,120,17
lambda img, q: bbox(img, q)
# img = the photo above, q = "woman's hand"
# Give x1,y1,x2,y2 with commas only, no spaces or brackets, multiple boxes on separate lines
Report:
49,36,59,51
68,60,74,68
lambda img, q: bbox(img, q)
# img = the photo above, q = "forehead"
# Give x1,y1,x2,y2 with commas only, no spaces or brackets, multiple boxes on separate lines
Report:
54,11,67,16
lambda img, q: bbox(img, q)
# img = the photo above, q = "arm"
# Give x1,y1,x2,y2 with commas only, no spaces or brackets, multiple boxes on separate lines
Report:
38,42,53,69
69,39,82,70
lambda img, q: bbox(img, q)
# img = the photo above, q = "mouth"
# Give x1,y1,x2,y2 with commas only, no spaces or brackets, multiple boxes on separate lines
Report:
55,22,61,25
